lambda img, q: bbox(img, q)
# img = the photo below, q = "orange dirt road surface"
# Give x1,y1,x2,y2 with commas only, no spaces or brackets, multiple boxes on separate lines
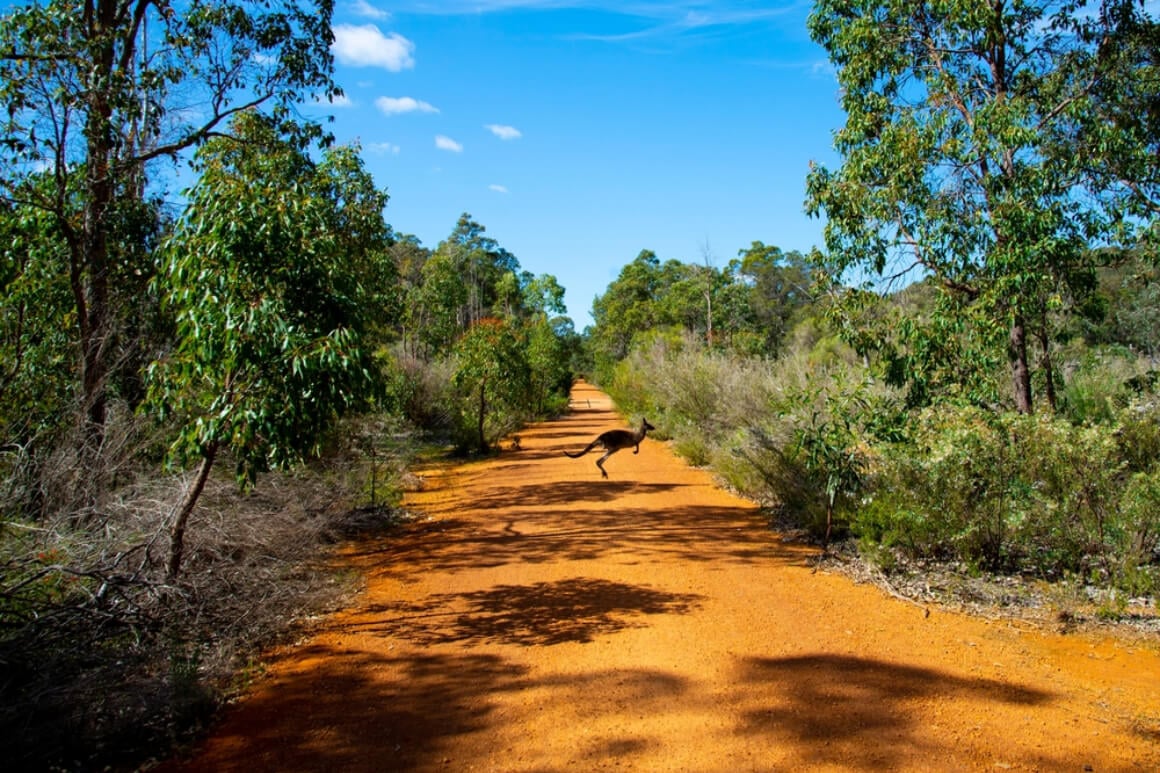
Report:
164,381,1160,772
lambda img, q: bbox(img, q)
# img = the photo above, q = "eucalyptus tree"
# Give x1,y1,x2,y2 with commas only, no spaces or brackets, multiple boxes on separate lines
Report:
147,112,388,581
439,213,521,328
452,317,531,454
590,250,664,372
0,0,340,439
520,273,572,413
730,242,814,356
805,0,1156,412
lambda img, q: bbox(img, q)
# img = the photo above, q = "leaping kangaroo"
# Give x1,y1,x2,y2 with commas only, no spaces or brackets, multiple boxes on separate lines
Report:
564,418,655,478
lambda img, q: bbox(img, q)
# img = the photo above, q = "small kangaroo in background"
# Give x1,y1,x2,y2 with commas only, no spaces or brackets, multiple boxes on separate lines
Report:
564,418,655,478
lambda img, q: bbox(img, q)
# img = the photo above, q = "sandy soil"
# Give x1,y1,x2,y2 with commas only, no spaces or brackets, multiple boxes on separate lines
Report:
164,381,1160,772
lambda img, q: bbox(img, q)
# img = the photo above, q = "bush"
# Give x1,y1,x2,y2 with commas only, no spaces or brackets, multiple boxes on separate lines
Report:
1115,469,1160,595
856,404,1159,588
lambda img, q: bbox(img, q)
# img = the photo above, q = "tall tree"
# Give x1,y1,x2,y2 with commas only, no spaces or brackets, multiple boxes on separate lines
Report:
439,213,520,328
590,250,663,372
0,0,339,439
731,242,814,356
805,0,1153,412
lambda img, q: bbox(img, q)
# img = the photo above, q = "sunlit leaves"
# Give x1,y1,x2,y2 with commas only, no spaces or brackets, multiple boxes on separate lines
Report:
805,0,1147,411
147,112,386,484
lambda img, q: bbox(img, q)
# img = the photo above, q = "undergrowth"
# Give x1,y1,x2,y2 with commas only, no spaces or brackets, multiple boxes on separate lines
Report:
604,334,1160,601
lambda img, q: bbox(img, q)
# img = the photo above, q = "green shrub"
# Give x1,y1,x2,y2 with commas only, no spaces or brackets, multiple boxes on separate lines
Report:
1116,400,1160,473
1009,414,1123,576
1058,347,1138,424
1114,469,1160,594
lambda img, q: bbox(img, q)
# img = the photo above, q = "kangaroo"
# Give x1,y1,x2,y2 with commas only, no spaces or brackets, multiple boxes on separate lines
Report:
563,418,655,478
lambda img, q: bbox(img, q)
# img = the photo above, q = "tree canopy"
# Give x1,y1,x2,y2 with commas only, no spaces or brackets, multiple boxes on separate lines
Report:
0,0,339,435
805,0,1159,412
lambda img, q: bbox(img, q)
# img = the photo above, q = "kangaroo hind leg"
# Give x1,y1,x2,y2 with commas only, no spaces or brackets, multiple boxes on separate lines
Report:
595,448,617,478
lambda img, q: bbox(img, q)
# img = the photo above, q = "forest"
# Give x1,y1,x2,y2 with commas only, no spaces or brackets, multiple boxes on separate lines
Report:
2,0,1158,770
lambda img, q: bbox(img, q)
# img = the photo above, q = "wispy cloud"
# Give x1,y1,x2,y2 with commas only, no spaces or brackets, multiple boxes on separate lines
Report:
347,0,390,20
313,93,354,107
435,135,464,152
489,184,509,193
393,2,805,46
368,141,402,154
375,96,439,115
387,2,803,27
485,123,523,140
333,24,415,71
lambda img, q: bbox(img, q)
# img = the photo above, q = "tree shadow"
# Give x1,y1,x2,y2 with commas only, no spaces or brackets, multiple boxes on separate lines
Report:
734,654,1058,769
470,480,684,509
165,650,531,773
347,577,704,646
349,503,816,577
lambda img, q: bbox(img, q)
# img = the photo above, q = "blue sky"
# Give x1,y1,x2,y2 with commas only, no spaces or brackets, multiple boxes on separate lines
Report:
309,1,843,329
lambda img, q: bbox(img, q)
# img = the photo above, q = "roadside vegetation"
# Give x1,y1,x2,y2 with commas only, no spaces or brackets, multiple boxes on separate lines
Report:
586,1,1160,629
1,1,1157,770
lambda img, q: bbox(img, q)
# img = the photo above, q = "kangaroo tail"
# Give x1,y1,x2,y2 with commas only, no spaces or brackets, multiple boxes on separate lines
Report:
563,441,597,458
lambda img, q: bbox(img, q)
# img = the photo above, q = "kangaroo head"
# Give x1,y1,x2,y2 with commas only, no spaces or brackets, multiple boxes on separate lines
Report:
642,418,655,432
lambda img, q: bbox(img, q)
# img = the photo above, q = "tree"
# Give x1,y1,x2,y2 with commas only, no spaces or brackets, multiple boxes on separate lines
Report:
521,273,573,413
146,113,387,581
0,0,339,440
452,318,531,454
805,0,1152,413
439,213,521,328
414,250,469,358
730,242,814,356
590,250,664,375
1066,6,1160,223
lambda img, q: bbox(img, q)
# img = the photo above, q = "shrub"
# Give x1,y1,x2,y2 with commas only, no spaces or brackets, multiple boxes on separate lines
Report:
1114,469,1160,595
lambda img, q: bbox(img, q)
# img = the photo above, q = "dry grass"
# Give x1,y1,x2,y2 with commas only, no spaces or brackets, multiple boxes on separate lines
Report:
1,420,416,772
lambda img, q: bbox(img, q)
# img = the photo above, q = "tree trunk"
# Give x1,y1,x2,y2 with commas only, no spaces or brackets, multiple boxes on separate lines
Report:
79,4,119,440
477,382,488,453
1038,322,1057,413
167,443,218,583
1009,315,1033,414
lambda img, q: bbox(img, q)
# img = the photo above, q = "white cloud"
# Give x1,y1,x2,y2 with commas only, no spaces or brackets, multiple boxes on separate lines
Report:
485,123,522,140
489,184,509,193
348,0,390,20
435,135,463,152
375,96,439,115
332,24,415,71
368,141,401,154
312,93,354,107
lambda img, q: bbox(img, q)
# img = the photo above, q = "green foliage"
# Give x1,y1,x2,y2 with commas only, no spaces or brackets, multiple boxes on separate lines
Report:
0,0,340,434
856,405,1158,587
0,193,74,446
1116,470,1160,595
148,113,386,485
1117,401,1160,473
1058,347,1139,425
451,318,532,454
780,374,875,546
805,0,1151,414
587,244,817,382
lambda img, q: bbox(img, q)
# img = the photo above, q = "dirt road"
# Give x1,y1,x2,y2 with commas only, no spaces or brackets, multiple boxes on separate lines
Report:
167,381,1159,771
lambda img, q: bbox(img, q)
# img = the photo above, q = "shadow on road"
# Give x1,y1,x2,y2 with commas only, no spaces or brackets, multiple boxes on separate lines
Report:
733,653,1059,770
347,577,704,646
